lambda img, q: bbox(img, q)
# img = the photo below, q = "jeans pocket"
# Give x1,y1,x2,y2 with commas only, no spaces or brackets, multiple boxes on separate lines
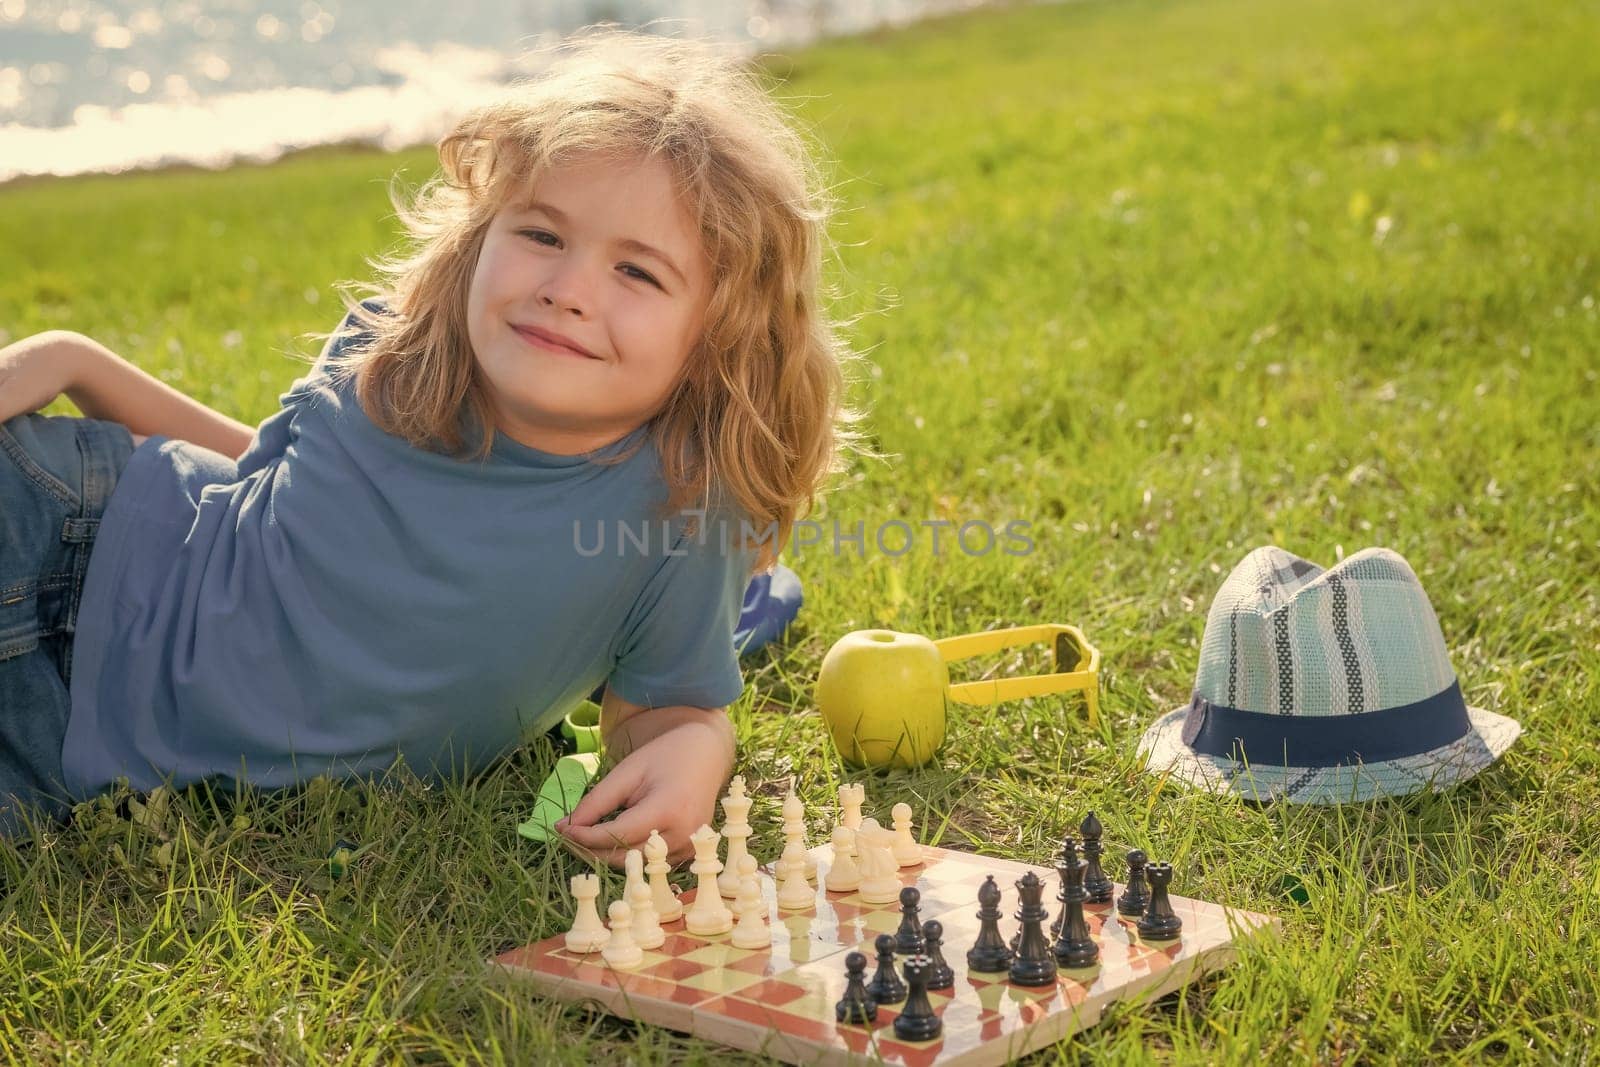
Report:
0,582,41,661
0,417,83,512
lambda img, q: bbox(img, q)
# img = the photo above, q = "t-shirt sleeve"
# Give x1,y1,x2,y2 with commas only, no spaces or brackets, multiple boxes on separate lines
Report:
607,517,761,710
234,368,321,479
235,304,377,479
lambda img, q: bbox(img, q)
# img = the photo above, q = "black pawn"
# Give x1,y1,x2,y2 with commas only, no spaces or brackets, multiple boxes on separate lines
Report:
835,951,878,1024
895,886,926,955
1137,862,1183,941
921,919,955,989
866,933,907,1003
1117,849,1151,917
1008,871,1058,987
1080,812,1114,903
892,956,943,1042
1050,837,1080,941
966,875,1013,973
1052,851,1100,969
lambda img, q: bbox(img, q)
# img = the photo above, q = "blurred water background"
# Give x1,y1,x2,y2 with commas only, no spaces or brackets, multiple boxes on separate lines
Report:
1,0,1001,182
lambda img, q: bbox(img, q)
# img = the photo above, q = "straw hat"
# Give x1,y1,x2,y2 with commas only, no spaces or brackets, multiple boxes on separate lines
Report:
1139,546,1520,803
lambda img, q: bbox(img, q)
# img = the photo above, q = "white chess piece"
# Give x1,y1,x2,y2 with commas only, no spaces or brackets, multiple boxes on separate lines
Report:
856,820,900,904
824,824,862,893
644,830,682,922
891,802,923,867
838,782,864,831
564,872,610,953
776,837,814,911
717,776,754,899
623,847,649,907
602,900,644,968
684,824,734,936
627,858,665,950
730,854,770,949
781,787,817,882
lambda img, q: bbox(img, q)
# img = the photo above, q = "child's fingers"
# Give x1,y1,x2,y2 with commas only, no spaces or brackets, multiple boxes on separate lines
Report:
556,759,657,857
557,818,629,851
556,831,631,869
561,758,644,830
559,801,659,856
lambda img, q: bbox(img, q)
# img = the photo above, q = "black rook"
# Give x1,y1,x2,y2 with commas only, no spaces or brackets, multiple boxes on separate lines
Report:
892,956,943,1042
1137,861,1183,941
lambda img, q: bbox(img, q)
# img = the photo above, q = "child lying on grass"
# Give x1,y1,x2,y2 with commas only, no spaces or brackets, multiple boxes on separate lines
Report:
0,28,864,863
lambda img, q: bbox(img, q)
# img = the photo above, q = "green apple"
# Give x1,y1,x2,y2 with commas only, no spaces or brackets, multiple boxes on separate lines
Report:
816,629,949,769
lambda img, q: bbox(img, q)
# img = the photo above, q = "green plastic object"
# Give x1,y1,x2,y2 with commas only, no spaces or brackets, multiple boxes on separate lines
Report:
327,838,360,879
1279,872,1311,905
560,699,603,754
518,753,603,843
517,699,605,843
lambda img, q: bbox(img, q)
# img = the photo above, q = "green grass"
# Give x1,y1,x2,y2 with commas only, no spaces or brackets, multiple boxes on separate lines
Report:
2,0,1598,1060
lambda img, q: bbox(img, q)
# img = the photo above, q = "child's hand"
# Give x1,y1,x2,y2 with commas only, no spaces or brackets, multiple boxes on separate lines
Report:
556,709,734,868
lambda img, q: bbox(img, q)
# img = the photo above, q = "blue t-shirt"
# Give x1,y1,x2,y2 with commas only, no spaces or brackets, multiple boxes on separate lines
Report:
62,305,757,799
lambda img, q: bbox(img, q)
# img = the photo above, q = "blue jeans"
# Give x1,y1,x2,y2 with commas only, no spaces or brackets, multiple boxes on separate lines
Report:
0,414,133,839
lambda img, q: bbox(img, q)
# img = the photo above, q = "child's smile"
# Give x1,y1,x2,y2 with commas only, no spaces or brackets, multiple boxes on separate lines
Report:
466,150,711,456
510,322,604,360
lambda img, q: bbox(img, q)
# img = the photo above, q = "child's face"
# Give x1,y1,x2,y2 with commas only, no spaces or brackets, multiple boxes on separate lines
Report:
466,151,712,455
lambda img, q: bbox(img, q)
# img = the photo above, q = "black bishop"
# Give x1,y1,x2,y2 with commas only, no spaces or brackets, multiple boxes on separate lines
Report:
966,875,1013,973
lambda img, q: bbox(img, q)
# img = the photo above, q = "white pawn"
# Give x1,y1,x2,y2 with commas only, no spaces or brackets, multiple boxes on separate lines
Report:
776,837,814,911
602,900,643,968
891,802,923,868
564,872,610,953
684,824,734,936
781,787,817,882
838,782,865,831
627,855,665,950
824,824,862,893
730,855,771,949
717,776,754,899
644,830,682,923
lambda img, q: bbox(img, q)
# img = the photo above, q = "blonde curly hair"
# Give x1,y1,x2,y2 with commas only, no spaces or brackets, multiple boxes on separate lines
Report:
330,26,871,575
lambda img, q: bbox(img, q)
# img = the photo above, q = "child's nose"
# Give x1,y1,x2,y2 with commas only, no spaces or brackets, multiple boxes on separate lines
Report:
537,260,597,315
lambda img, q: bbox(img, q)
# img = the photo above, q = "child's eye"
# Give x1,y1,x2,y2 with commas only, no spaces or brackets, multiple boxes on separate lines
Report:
519,228,559,246
620,265,661,287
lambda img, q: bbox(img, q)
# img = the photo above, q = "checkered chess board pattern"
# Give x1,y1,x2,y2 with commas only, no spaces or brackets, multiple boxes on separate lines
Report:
492,845,1277,1066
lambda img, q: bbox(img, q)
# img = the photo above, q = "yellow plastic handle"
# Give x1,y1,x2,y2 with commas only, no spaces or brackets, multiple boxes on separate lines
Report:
933,624,1101,725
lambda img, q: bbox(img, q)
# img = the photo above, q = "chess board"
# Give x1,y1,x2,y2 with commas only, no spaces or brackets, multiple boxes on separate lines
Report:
490,844,1278,1066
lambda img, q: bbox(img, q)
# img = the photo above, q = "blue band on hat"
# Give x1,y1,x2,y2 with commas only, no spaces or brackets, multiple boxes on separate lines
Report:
1180,680,1472,767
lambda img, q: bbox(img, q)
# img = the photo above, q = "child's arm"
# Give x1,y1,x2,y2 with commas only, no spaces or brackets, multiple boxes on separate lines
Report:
0,330,255,458
556,686,737,867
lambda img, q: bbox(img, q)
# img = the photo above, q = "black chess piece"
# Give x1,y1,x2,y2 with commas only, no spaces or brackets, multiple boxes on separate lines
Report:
1052,850,1100,969
1117,849,1151,917
921,919,955,989
1008,871,1058,987
866,933,908,1003
1080,812,1114,903
895,886,926,955
835,951,878,1024
892,955,943,1042
1050,837,1079,941
966,875,1013,973
1137,862,1183,941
